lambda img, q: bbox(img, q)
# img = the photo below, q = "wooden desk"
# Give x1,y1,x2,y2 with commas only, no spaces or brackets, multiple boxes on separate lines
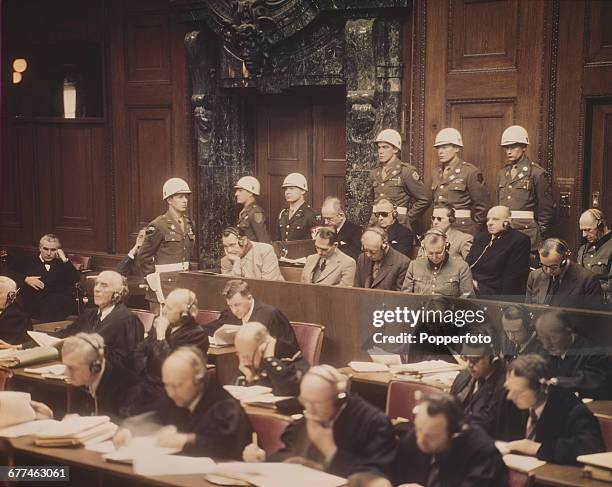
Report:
207,346,238,385
587,400,612,419
33,320,71,334
6,436,216,487
531,463,611,487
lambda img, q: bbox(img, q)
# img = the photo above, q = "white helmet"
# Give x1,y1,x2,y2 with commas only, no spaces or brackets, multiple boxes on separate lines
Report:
501,125,529,146
282,173,308,191
234,176,261,195
434,128,463,147
162,178,191,200
375,129,402,150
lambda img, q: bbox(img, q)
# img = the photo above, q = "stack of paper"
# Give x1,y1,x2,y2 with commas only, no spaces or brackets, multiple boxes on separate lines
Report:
133,454,216,476
348,361,389,373
213,462,347,487
35,415,118,447
390,360,462,375
502,454,546,473
0,346,59,368
85,437,182,464
578,452,612,482
223,385,291,407
23,363,67,380
209,324,241,347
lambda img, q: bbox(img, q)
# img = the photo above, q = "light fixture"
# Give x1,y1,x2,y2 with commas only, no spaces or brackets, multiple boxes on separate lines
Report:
12,58,27,73
12,72,22,84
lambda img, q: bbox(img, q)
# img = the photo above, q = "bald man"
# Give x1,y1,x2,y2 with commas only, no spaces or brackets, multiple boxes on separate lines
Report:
243,365,397,478
234,322,309,396
119,347,252,459
0,276,32,346
466,206,530,300
58,270,144,364
126,288,209,416
354,228,410,290
321,197,362,260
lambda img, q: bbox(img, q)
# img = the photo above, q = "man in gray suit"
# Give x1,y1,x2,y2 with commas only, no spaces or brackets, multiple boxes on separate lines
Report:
301,227,356,287
354,227,410,291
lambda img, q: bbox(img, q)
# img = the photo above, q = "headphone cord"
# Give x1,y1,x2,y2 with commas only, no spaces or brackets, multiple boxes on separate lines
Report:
469,235,497,270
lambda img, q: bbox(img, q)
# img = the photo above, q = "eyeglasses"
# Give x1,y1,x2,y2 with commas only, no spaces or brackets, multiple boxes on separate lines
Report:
374,212,390,218
540,263,561,271
431,216,446,222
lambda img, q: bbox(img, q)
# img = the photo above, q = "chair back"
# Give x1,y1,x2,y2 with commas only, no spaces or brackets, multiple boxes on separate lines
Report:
247,412,291,455
290,322,324,365
130,308,156,332
196,310,221,326
385,380,442,421
508,470,534,487
67,254,92,271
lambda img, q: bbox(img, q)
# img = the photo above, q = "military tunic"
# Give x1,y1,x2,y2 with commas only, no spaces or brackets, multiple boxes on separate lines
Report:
401,255,475,297
278,202,318,241
139,210,196,304
237,201,271,243
370,158,430,230
432,159,491,236
577,231,612,302
497,157,556,250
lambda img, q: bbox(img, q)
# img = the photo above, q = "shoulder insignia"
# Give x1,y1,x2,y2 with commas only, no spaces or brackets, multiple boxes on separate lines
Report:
412,171,420,181
254,212,264,224
145,225,157,235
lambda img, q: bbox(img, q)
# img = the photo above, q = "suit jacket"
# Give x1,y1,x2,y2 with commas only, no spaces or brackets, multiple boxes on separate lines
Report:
12,255,79,321
275,394,397,478
466,228,530,299
0,303,32,345
500,387,605,465
386,221,413,257
354,246,410,291
336,220,363,260
58,304,145,365
220,242,284,281
153,379,253,460
526,261,604,309
501,332,546,363
393,423,508,487
301,249,356,286
206,300,299,357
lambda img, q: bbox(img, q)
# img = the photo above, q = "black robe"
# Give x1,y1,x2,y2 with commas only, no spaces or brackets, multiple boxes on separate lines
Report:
336,220,363,261
393,423,508,487
0,302,32,345
11,255,80,321
498,387,605,465
206,300,299,358
58,304,144,365
501,332,547,363
153,379,253,459
274,394,397,478
386,221,413,257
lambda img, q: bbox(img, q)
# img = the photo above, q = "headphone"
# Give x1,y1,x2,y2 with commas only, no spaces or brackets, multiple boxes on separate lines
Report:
180,291,197,321
502,304,534,332
306,365,348,404
365,226,389,251
223,227,248,247
5,290,17,307
75,334,104,375
414,391,466,438
588,209,605,230
434,204,456,224
111,277,129,305
420,228,451,252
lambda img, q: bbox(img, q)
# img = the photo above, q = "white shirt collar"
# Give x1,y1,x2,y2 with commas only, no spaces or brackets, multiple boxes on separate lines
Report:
242,299,256,324
98,304,115,322
187,392,203,413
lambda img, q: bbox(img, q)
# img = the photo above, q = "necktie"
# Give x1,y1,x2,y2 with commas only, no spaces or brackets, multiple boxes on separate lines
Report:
525,409,538,439
443,165,452,178
545,277,560,304
312,258,326,283
427,456,441,487
92,312,102,331
372,261,381,280
510,164,518,179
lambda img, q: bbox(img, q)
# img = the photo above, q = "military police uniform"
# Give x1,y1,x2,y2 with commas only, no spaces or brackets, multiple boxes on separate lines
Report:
370,159,430,230
278,202,318,241
577,231,612,302
139,210,195,306
401,255,475,297
432,159,491,236
497,158,555,250
237,201,271,243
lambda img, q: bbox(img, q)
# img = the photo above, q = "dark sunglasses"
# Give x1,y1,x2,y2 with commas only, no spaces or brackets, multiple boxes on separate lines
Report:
431,216,446,222
374,212,390,218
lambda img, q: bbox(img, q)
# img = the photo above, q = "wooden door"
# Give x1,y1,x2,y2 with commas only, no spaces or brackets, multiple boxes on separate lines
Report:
255,90,346,239
588,103,612,219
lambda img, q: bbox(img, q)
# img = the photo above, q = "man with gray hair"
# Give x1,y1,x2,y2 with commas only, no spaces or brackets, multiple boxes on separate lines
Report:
577,209,611,303
0,276,31,346
11,234,79,321
321,196,362,260
526,238,603,308
62,332,140,417
58,270,144,364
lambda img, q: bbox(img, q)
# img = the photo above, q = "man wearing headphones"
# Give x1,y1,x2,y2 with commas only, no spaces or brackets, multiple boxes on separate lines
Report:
402,229,474,297
392,391,507,486
321,197,362,260
526,237,604,308
126,288,209,415
234,176,271,243
302,227,356,286
278,173,318,241
419,203,473,260
243,365,397,479
466,205,531,300
62,332,140,417
501,304,545,361
501,354,605,464
577,209,611,303
534,310,611,399
372,198,413,257
58,271,144,365
220,226,284,281
0,276,32,346
117,347,252,459
234,321,309,396
354,227,410,291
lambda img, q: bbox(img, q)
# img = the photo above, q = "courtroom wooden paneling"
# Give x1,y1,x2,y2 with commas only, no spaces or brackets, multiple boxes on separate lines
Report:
588,103,612,218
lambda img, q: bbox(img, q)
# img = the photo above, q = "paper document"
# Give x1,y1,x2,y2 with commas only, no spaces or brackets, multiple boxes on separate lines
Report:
98,436,182,464
390,360,462,374
0,419,59,438
0,391,36,428
133,454,216,476
212,325,242,346
24,363,66,376
348,361,389,373
502,454,546,472
27,331,62,348
577,451,612,469
224,385,272,401
36,415,110,439
279,257,307,265
214,462,347,487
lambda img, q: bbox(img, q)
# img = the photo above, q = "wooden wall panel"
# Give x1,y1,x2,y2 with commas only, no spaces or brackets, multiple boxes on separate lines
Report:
126,13,171,83
585,0,612,66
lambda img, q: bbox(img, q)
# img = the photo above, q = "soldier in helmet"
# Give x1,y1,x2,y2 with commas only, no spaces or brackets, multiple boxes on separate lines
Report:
234,176,271,243
498,125,556,251
432,128,491,236
139,178,196,312
370,129,430,231
278,172,318,241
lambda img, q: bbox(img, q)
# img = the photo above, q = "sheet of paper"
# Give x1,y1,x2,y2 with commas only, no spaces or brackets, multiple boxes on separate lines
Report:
133,454,216,476
0,391,36,428
348,361,389,373
0,419,58,438
36,415,110,439
369,353,402,366
214,462,347,487
495,441,511,455
27,331,62,347
101,436,181,463
24,364,66,375
223,385,273,402
390,360,462,374
213,325,242,346
577,451,612,469
502,454,546,472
